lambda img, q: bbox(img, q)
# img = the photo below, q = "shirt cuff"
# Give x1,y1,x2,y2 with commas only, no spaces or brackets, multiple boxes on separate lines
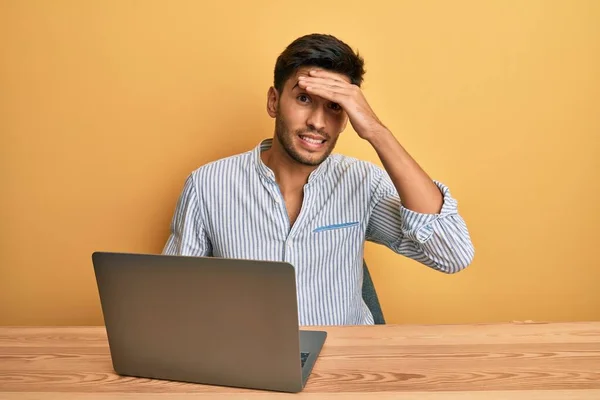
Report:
399,181,459,244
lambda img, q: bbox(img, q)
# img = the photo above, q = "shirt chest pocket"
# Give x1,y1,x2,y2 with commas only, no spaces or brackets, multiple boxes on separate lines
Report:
309,221,364,253
313,221,360,233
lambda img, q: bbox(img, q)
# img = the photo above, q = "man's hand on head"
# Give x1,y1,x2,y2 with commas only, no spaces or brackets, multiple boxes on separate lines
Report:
297,69,389,142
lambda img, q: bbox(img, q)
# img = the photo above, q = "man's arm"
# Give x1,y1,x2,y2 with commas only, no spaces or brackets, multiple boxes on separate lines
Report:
367,128,443,214
299,69,474,272
162,174,212,256
366,167,474,273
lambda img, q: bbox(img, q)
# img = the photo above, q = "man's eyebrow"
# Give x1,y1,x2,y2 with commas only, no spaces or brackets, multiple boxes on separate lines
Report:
291,81,300,91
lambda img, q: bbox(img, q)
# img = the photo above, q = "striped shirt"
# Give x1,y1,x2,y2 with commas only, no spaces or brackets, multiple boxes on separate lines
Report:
163,138,474,325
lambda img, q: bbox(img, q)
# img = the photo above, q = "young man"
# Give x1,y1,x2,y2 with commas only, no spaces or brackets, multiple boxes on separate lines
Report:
163,34,475,325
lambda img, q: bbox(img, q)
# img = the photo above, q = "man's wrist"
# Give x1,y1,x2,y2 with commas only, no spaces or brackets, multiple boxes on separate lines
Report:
366,126,394,149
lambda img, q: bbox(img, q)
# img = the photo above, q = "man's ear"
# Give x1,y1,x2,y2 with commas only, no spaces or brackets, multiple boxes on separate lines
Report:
267,87,278,118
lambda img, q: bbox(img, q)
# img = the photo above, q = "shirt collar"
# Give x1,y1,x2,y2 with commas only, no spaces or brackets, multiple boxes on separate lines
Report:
252,138,332,184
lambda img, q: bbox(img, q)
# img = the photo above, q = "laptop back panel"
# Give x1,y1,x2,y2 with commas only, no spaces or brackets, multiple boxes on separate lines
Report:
92,252,304,392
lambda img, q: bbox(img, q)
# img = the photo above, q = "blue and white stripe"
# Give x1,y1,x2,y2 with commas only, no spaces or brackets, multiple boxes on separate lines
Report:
163,139,474,325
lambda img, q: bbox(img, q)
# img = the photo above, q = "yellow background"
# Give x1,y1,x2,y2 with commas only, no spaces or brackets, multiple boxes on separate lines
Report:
1,0,599,325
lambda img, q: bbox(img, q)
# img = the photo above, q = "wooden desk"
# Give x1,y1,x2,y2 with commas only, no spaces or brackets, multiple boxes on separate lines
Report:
1,322,599,399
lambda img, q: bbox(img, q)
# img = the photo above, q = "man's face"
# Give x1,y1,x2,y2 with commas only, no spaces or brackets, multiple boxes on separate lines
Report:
271,67,349,166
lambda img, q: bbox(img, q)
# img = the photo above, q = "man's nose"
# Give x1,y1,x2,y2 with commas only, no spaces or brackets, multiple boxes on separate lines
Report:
306,107,326,133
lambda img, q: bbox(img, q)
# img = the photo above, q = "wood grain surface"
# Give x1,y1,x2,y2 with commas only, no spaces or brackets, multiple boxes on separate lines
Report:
1,322,599,399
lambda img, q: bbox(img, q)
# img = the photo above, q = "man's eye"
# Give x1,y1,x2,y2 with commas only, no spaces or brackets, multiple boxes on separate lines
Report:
329,102,342,111
298,94,310,103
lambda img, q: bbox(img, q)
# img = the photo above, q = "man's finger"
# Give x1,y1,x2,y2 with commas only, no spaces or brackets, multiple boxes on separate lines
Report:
299,76,348,89
298,80,351,94
303,84,351,103
305,86,338,102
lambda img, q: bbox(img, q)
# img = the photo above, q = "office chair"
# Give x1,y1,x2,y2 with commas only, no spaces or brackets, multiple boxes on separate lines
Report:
362,260,385,324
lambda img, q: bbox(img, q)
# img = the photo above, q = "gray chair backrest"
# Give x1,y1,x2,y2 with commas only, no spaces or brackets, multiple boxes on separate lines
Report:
362,260,385,324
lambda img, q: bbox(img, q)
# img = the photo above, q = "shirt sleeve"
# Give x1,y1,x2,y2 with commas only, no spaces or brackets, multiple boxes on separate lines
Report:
162,173,213,257
365,167,474,273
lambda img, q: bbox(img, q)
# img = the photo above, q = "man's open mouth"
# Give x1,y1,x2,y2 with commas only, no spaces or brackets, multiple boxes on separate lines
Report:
299,135,326,145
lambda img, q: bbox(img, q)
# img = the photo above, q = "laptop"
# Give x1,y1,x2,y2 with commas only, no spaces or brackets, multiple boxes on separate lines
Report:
91,251,327,393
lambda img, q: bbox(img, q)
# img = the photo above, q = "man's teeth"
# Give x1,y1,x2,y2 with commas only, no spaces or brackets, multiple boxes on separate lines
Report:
300,136,325,144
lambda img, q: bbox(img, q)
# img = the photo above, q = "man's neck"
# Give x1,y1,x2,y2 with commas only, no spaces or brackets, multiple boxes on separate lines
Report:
261,139,316,196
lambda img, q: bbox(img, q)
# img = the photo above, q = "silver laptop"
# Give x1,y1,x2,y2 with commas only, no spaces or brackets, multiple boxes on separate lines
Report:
92,251,327,393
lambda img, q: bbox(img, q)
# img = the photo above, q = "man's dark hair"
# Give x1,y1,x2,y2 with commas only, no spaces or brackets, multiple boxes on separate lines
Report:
273,33,366,94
